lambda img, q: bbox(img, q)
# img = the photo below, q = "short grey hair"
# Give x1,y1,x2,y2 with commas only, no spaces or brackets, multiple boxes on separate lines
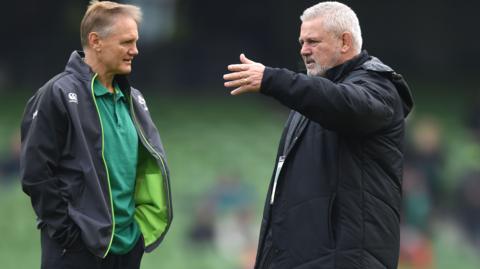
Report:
80,0,142,49
300,1,362,53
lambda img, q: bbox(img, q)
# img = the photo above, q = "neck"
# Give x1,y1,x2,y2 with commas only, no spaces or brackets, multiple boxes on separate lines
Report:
84,50,115,93
340,50,360,64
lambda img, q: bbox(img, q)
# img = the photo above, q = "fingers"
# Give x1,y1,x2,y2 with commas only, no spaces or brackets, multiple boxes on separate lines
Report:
230,87,249,96
240,53,255,64
223,71,248,81
224,76,248,88
228,64,248,72
224,53,264,96
223,69,248,88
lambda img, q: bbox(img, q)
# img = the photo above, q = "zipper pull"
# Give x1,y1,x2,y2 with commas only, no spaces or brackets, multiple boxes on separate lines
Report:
270,156,286,205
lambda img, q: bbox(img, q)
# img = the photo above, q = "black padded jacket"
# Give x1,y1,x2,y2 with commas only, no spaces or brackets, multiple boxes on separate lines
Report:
254,51,413,269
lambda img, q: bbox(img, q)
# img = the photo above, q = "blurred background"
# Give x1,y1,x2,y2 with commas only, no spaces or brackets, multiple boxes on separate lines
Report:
1,0,479,268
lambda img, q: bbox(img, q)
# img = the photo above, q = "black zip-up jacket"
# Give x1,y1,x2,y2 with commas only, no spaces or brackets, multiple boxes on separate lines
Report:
20,51,173,258
254,51,413,269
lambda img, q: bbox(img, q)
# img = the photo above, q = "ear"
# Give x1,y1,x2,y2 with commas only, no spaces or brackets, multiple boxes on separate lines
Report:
340,32,353,53
88,32,102,52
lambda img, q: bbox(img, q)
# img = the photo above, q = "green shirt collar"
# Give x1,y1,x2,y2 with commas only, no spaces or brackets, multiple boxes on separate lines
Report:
93,79,125,101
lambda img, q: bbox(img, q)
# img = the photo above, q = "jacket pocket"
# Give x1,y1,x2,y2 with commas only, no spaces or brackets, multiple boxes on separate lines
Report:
63,235,86,254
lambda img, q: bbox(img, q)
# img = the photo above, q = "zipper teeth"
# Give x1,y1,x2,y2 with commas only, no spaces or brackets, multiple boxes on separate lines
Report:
90,74,116,258
129,96,172,219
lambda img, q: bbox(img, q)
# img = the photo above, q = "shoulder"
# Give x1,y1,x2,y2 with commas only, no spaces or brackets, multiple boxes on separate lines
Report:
28,72,83,112
345,59,399,101
36,72,79,99
347,56,397,88
29,72,66,105
360,56,394,73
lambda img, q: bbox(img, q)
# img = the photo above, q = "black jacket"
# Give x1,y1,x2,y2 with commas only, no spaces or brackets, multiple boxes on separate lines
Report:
20,51,173,258
255,51,413,269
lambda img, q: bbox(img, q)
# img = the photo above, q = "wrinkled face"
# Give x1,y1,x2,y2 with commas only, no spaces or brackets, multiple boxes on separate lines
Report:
97,16,139,75
299,17,342,76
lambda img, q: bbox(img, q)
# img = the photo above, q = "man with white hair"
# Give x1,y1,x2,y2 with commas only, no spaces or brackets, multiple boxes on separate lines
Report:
224,1,413,268
20,1,172,268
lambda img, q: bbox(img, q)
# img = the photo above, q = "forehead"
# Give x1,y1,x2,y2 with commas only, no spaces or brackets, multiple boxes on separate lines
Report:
299,17,329,38
108,16,139,37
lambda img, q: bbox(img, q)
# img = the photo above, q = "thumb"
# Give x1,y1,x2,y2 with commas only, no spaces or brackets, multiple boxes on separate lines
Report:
240,53,255,64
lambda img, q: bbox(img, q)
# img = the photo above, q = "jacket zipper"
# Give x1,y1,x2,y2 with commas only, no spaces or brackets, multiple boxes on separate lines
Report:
89,74,116,258
270,155,285,204
129,95,173,235
270,134,300,204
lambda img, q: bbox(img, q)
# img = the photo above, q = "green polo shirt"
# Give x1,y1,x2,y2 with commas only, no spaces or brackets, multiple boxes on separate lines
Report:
94,78,141,254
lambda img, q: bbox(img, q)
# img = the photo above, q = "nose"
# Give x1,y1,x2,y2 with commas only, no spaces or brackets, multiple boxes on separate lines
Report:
300,44,311,57
129,43,139,56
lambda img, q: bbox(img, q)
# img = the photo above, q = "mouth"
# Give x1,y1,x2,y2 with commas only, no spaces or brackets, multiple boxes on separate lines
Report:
304,58,315,66
305,62,315,69
123,59,133,65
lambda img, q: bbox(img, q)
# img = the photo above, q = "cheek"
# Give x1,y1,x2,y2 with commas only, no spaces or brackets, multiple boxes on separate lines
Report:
312,48,326,61
314,46,334,61
102,51,116,62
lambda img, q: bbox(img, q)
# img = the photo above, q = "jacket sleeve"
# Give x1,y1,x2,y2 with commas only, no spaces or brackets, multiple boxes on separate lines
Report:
260,67,396,135
20,84,80,248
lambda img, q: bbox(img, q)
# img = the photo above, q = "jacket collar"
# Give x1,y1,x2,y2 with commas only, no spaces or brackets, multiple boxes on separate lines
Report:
325,50,370,82
65,50,132,97
65,51,94,81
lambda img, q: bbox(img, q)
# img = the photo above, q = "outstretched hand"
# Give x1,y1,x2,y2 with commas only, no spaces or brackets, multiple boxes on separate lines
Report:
223,53,265,95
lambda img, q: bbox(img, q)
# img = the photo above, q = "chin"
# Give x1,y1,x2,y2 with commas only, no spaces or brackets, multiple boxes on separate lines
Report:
306,64,329,77
119,67,132,75
307,69,321,77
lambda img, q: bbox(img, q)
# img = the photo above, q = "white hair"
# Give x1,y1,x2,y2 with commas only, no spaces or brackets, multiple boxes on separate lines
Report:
300,1,363,53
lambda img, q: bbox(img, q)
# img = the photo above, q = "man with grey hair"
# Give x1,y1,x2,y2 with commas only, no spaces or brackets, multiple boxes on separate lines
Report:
224,1,413,268
20,1,172,268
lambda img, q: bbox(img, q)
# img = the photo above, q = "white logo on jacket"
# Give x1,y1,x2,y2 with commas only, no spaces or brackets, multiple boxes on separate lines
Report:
137,95,148,111
68,92,78,104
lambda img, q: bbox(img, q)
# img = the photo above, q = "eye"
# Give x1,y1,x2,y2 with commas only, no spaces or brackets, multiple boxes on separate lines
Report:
300,38,319,47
